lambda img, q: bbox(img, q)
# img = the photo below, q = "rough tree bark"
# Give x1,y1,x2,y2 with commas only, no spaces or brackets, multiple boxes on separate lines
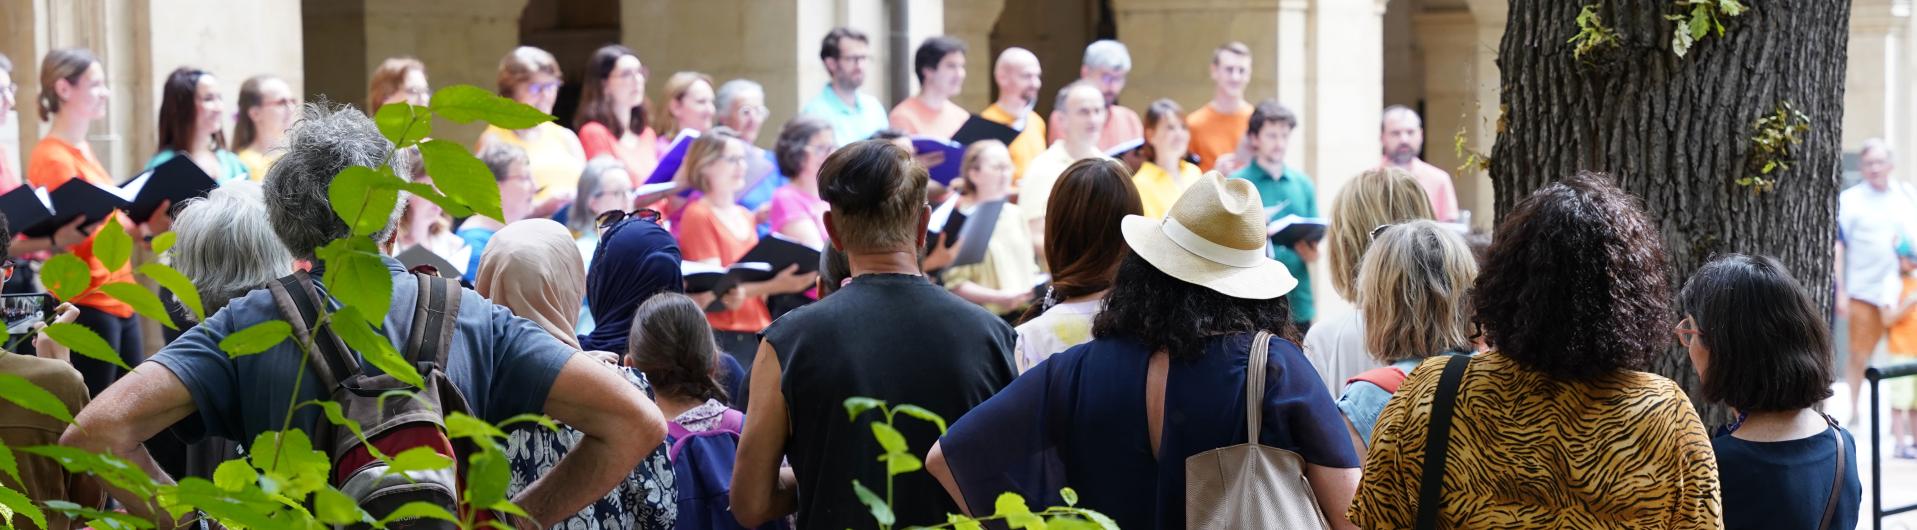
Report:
1490,0,1851,426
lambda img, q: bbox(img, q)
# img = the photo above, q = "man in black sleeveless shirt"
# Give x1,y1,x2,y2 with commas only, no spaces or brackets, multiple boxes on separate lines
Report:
731,140,1016,529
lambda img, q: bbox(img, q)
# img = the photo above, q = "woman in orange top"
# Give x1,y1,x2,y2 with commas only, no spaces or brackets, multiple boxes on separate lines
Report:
25,48,162,394
677,129,816,367
575,45,659,185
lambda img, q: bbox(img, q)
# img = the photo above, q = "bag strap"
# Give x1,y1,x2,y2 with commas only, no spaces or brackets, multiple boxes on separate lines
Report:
266,272,356,389
404,272,463,370
1245,331,1272,443
1819,414,1845,530
1413,354,1471,530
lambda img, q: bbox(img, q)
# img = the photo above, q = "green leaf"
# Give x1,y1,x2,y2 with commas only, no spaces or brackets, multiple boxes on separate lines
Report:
0,374,75,424
950,513,985,530
993,492,1032,518
41,500,153,530
386,446,454,475
428,85,555,129
496,413,560,432
309,400,377,459
1672,22,1696,57
397,183,475,218
376,501,458,527
1048,517,1100,530
328,165,405,237
844,397,885,422
93,216,133,273
446,412,509,441
464,448,510,510
150,231,177,254
0,440,15,486
0,482,46,530
41,254,92,301
99,282,177,331
44,322,126,370
219,320,293,358
1078,509,1120,530
882,452,923,476
419,140,505,221
870,422,909,454
168,477,280,530
374,103,433,148
332,307,421,388
1720,0,1746,16
1060,487,1079,507
247,430,330,498
892,404,948,434
138,263,203,322
851,479,895,526
212,459,259,492
18,445,159,498
316,236,394,324
1687,5,1712,40
315,486,367,525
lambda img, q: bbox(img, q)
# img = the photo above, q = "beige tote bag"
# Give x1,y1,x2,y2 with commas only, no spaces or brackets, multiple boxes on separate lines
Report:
1185,331,1332,529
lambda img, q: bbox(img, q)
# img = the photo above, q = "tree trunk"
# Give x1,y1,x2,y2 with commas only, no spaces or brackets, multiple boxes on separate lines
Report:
1490,0,1851,426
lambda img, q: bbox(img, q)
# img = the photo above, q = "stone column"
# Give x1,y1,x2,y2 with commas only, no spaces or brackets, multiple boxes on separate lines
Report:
942,0,1004,112
1846,0,1904,161
1419,0,1503,230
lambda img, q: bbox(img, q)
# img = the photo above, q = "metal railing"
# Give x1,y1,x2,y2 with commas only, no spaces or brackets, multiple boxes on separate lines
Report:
1869,361,1917,530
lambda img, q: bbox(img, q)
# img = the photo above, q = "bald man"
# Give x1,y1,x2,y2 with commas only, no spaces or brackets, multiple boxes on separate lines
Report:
980,47,1047,184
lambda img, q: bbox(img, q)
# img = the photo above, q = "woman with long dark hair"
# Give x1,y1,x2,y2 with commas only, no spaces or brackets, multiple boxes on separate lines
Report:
576,45,658,183
1012,157,1140,371
147,66,248,183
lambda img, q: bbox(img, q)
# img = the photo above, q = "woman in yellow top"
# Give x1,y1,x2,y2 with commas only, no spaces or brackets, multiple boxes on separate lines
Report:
940,140,1040,317
1349,173,1721,529
1132,99,1202,219
233,75,297,181
478,46,586,219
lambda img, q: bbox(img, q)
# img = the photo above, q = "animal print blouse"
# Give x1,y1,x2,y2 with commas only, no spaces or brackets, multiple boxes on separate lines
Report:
1348,352,1723,529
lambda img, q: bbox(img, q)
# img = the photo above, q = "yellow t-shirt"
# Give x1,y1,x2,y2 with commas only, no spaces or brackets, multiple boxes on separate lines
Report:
1132,160,1202,219
941,201,1041,315
236,148,278,183
981,103,1049,185
478,123,587,203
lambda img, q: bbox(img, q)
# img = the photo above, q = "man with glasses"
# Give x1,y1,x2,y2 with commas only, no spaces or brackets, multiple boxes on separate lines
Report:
802,27,890,146
1048,39,1144,151
1188,42,1253,173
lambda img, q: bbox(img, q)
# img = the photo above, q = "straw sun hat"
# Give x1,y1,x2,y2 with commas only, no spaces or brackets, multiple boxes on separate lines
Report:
1119,172,1298,300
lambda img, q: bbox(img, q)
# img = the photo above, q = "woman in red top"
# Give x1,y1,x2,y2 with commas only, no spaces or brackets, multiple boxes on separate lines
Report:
574,45,658,185
25,48,167,394
677,129,815,367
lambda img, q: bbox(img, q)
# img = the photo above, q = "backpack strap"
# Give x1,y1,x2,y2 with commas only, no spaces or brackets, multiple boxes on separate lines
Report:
266,271,356,390
404,272,463,371
1819,414,1845,530
1345,366,1409,394
1413,354,1472,530
1244,331,1272,443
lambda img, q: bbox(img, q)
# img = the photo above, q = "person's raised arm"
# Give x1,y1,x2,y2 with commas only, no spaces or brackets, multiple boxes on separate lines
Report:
732,340,798,526
510,354,667,527
59,362,197,527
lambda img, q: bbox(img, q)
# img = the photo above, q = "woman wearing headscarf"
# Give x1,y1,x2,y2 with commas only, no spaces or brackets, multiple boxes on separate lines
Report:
582,211,748,404
477,219,675,530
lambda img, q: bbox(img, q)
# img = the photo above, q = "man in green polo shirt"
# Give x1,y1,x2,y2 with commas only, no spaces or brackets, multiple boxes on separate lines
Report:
1229,99,1319,330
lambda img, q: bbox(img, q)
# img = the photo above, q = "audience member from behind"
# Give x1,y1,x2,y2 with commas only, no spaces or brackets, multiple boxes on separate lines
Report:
731,140,1017,529
940,140,1040,317
232,74,298,181
367,56,429,112
1049,40,1142,150
1380,105,1459,222
476,219,677,530
1349,173,1720,528
1014,158,1140,371
455,142,536,281
1021,81,1113,258
168,181,296,319
575,45,658,180
890,36,970,139
582,208,748,401
1230,100,1318,331
1188,42,1253,173
148,66,248,182
1679,254,1857,530
628,292,785,530
1133,98,1201,219
1334,221,1475,459
980,47,1045,182
0,210,96,530
1303,166,1434,393
62,104,668,529
803,27,889,145
929,173,1360,529
480,46,588,218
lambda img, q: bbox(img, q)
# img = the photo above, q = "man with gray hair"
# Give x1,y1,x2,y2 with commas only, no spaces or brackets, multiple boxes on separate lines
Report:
62,104,668,528
1380,105,1459,222
1049,39,1143,150
1837,137,1914,422
715,78,784,213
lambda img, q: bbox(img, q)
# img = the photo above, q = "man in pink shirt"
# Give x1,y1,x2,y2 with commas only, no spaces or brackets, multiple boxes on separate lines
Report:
1381,105,1460,222
1048,40,1143,151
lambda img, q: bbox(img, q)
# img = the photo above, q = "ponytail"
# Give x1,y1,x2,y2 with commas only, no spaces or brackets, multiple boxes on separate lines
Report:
628,292,730,404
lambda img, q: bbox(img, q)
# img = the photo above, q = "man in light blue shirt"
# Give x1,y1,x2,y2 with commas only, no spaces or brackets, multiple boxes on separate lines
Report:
802,27,890,145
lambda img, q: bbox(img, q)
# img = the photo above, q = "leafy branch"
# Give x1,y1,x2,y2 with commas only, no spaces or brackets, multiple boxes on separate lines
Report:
1568,4,1620,61
1740,101,1812,193
1668,0,1747,57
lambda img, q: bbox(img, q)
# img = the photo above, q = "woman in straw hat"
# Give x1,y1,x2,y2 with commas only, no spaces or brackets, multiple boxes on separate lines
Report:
927,172,1362,529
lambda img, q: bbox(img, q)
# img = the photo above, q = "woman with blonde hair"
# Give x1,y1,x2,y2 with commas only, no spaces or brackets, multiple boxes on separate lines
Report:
479,46,587,218
1334,220,1477,458
940,140,1040,316
1301,166,1434,394
675,129,816,366
655,71,715,142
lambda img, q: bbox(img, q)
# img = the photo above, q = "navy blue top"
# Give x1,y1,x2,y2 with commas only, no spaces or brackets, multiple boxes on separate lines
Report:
1714,425,1860,530
939,333,1359,530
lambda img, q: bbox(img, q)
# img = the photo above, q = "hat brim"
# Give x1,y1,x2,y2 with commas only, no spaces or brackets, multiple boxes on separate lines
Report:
1120,215,1299,300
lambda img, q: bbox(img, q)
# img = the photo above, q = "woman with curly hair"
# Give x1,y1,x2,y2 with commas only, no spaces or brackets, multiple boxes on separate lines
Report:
1349,173,1721,529
928,173,1360,529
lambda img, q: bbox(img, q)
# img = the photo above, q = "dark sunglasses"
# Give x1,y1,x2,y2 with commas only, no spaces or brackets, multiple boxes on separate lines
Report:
598,208,663,230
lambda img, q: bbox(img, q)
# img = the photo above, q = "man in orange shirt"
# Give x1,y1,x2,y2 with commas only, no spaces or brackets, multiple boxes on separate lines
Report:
980,47,1046,184
890,36,971,139
1187,42,1253,173
1049,40,1143,151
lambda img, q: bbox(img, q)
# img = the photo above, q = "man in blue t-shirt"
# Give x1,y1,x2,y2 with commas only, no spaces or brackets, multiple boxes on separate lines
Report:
61,105,667,529
1230,99,1319,330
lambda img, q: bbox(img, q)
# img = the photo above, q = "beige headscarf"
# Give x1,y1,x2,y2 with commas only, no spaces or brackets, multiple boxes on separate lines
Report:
474,219,586,349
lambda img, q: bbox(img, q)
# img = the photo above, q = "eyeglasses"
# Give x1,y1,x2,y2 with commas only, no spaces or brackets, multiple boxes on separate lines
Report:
836,54,871,65
529,81,561,96
1673,316,1702,349
805,143,836,157
736,104,769,120
598,208,662,230
266,96,301,109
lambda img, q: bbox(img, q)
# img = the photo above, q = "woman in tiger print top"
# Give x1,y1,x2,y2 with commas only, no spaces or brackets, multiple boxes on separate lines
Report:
1349,173,1722,529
